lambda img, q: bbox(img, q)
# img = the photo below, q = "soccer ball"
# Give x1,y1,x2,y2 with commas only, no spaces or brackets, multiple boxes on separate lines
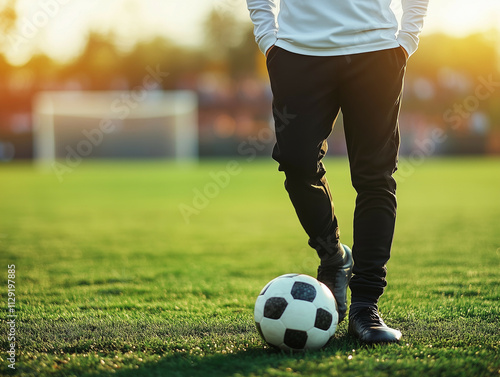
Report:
254,273,338,351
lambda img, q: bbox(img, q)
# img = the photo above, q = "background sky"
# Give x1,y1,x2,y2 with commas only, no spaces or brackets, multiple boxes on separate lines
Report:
4,0,500,65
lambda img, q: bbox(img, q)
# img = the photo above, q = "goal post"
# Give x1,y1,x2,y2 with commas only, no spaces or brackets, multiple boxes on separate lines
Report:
33,90,198,168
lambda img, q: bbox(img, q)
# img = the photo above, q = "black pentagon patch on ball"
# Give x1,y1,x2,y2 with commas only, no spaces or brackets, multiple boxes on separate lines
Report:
314,308,333,331
264,297,288,319
291,281,316,302
284,329,308,349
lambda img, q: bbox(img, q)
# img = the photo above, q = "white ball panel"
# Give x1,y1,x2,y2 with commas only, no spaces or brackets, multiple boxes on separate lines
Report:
294,274,321,286
254,295,267,322
280,300,316,331
329,319,338,336
315,295,337,313
280,273,301,278
305,327,331,350
263,278,295,299
259,318,286,347
318,280,335,300
258,279,274,296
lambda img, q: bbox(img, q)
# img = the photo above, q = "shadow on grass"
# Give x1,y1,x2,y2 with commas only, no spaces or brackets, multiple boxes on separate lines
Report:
86,335,361,377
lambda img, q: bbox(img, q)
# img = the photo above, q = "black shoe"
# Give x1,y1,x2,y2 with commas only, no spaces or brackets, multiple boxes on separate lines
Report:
317,244,353,323
348,306,402,344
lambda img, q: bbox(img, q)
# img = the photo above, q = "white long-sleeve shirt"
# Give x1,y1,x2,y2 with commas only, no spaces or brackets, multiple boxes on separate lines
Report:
246,0,428,57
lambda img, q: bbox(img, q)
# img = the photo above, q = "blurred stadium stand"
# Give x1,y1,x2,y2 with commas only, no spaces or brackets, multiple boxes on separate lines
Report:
0,32,499,162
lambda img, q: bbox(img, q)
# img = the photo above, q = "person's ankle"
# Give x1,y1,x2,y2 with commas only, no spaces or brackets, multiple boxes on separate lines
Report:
315,239,345,266
350,301,378,316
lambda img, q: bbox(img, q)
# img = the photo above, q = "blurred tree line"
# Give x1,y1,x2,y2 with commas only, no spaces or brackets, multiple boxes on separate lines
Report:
0,7,259,88
0,6,496,98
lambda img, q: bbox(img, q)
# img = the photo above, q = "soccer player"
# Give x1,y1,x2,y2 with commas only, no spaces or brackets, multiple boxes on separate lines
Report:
246,0,428,343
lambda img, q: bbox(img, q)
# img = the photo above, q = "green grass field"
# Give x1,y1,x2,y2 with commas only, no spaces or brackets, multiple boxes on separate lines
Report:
0,157,499,377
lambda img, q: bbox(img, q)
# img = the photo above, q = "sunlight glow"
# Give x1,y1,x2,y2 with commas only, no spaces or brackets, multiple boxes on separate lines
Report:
3,0,499,65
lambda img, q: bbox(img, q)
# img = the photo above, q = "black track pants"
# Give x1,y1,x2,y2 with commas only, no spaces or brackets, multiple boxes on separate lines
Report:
266,46,407,304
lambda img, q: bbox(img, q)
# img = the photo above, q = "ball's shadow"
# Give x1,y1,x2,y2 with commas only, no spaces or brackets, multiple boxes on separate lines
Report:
92,327,360,377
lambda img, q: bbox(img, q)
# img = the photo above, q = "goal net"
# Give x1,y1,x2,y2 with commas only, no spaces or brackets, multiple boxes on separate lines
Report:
33,90,198,168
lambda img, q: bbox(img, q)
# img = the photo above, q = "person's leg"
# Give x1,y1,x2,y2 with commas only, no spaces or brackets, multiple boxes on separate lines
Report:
339,47,406,342
267,47,342,256
339,47,405,306
266,47,353,321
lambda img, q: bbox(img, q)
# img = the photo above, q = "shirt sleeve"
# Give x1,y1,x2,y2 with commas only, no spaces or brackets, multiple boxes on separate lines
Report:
397,0,429,57
246,0,279,55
